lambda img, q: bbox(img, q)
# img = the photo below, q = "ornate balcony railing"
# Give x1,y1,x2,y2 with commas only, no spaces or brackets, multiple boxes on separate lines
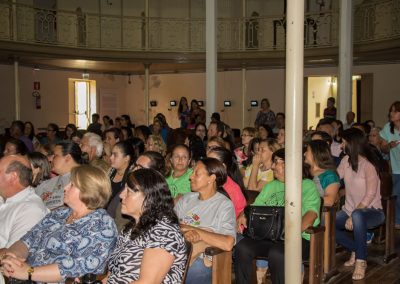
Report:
0,0,399,52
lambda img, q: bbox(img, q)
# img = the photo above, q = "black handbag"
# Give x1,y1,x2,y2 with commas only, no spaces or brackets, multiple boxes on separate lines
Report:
243,205,285,242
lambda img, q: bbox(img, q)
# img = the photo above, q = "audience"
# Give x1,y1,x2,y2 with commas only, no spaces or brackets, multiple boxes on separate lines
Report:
166,144,192,200
35,142,83,210
40,123,62,146
0,155,48,249
145,134,167,156
9,120,34,153
304,140,340,206
80,132,109,172
63,123,78,141
0,100,397,283
379,101,400,230
27,152,51,187
0,165,117,282
255,98,276,129
207,147,247,218
244,138,281,191
3,138,28,156
234,127,256,168
106,168,187,283
107,141,135,218
336,128,384,280
24,121,40,150
87,113,102,135
175,158,236,283
178,96,190,129
257,124,274,140
235,148,320,284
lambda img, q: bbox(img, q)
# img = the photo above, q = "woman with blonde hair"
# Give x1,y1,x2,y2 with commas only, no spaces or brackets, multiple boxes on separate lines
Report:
145,134,167,157
0,165,118,283
244,138,281,191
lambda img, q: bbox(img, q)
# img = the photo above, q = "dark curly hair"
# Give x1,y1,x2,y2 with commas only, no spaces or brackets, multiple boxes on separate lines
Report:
123,168,178,239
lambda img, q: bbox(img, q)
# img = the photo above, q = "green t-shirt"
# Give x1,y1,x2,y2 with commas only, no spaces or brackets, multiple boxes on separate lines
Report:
253,179,321,240
166,168,193,198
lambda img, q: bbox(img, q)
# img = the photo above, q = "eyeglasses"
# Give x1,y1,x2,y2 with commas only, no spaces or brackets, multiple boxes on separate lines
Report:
241,134,254,137
47,129,55,132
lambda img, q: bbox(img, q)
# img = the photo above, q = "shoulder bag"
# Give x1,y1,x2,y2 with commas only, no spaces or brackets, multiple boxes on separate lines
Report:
243,205,285,242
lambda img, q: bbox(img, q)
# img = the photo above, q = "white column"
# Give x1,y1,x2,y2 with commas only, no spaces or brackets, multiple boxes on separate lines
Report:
145,0,149,50
205,0,217,126
242,68,246,129
12,0,17,40
14,60,20,120
284,0,304,283
241,0,247,129
144,64,150,126
338,0,353,121
242,0,246,50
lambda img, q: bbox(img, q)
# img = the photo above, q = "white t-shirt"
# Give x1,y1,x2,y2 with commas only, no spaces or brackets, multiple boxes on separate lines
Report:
0,187,49,248
174,191,236,241
35,173,70,210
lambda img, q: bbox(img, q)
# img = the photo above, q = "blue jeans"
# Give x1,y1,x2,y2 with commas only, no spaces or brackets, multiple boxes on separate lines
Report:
336,208,385,260
393,174,400,225
185,257,212,284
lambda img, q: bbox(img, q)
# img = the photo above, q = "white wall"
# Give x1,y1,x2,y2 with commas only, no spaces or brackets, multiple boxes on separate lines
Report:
0,63,399,134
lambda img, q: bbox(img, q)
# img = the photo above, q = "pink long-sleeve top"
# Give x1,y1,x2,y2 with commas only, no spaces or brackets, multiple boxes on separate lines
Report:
223,176,247,218
337,155,382,216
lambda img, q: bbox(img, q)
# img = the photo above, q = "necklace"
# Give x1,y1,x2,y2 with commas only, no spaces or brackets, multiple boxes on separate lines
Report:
67,210,93,224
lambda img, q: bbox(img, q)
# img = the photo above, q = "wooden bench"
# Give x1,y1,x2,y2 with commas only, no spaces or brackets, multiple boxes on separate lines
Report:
376,171,397,263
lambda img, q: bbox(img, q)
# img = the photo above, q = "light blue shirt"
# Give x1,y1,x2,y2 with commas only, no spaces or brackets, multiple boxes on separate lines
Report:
21,207,117,281
380,122,400,174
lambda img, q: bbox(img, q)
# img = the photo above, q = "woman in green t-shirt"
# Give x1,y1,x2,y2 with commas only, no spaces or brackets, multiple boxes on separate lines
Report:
166,144,193,200
235,148,321,284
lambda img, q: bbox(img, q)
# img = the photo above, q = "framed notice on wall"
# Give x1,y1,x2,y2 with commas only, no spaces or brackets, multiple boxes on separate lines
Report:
100,89,119,119
315,102,321,118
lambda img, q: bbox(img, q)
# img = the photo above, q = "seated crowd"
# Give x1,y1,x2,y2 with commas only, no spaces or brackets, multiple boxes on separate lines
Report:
0,98,399,284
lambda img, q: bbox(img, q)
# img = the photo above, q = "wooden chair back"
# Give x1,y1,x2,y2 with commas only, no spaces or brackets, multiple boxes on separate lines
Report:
378,171,397,263
182,241,193,283
322,205,338,281
204,247,232,284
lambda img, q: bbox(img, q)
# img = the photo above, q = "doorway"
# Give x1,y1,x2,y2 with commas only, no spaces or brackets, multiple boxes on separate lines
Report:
305,75,371,130
68,79,97,130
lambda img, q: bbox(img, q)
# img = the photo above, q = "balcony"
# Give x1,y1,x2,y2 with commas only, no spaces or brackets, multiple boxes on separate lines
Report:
0,0,399,73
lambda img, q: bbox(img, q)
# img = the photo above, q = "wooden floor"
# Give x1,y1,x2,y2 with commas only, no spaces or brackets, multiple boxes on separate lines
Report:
323,230,400,284
260,229,400,284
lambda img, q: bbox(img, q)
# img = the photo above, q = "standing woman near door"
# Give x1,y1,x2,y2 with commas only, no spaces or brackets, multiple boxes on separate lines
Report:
380,101,400,229
254,99,276,129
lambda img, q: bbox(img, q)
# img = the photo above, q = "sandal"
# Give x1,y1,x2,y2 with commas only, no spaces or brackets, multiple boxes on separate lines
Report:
344,252,356,267
256,268,268,284
352,260,367,280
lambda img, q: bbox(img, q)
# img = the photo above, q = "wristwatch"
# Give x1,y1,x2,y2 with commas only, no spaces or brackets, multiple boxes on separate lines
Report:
27,266,34,281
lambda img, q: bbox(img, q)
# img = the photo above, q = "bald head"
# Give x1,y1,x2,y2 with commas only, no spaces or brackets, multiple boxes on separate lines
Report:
0,155,32,199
